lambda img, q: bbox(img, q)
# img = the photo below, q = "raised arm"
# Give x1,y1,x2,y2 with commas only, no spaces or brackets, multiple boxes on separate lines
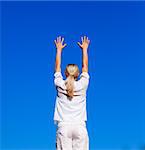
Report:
54,36,67,72
78,36,90,72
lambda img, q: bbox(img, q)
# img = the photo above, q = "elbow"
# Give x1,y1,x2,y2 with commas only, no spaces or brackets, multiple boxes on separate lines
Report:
82,66,88,72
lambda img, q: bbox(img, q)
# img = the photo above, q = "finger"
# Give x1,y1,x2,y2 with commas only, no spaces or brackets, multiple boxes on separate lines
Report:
77,42,82,47
84,36,86,42
61,37,64,44
57,37,59,42
57,36,60,42
88,39,90,44
59,36,61,42
87,37,89,41
86,37,89,43
54,40,57,44
81,37,83,43
63,43,67,48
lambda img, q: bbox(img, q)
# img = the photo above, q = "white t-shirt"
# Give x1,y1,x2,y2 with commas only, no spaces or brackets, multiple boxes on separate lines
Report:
53,71,90,124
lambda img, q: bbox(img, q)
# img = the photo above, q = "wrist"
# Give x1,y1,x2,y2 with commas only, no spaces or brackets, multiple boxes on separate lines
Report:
57,49,62,53
82,49,88,53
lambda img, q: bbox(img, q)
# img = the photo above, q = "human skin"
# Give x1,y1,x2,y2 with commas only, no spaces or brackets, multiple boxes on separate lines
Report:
77,36,90,72
54,36,90,73
54,36,66,72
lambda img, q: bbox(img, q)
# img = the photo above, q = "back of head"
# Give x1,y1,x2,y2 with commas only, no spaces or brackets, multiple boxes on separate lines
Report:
65,64,80,100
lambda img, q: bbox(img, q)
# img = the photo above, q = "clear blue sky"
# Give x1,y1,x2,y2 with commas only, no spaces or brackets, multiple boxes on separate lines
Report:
1,1,145,150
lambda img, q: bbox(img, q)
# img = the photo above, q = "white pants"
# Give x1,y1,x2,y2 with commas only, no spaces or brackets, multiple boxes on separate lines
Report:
56,121,89,150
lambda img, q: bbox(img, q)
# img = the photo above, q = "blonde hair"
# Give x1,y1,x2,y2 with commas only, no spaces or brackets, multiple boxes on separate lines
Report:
65,64,79,99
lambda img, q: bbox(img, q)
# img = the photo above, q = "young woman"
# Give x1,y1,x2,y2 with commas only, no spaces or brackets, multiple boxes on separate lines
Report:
54,36,90,150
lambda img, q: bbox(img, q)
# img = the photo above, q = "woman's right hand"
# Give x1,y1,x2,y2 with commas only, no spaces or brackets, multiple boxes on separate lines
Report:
77,36,90,51
54,36,67,52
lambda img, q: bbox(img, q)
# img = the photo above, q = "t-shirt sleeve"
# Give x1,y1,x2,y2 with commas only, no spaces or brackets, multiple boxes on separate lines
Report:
54,72,64,87
78,72,90,89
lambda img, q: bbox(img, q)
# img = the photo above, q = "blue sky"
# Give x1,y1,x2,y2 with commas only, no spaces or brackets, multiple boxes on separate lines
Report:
1,1,145,150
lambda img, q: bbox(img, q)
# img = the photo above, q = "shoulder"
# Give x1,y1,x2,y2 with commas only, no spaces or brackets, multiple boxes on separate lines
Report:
54,72,63,78
54,72,65,88
80,72,90,79
76,72,90,90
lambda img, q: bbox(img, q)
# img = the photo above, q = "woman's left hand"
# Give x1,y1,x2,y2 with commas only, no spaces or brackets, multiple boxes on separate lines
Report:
54,36,67,52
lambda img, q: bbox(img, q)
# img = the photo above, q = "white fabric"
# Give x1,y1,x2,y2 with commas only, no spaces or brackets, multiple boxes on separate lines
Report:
56,122,89,150
53,71,90,124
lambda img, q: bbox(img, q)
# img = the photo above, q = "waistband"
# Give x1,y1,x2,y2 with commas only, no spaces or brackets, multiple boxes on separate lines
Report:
57,121,86,128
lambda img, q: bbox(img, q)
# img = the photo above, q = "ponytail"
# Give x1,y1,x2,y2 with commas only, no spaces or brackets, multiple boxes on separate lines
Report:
65,75,75,99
